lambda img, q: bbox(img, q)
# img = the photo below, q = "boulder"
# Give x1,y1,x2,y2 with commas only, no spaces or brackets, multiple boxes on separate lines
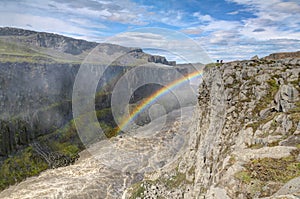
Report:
251,55,259,61
274,85,299,112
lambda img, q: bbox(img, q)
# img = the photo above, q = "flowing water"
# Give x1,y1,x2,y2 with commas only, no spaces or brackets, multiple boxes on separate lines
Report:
0,107,194,199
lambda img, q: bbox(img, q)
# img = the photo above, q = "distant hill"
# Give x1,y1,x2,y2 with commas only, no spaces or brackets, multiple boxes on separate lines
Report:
264,51,300,60
0,27,176,66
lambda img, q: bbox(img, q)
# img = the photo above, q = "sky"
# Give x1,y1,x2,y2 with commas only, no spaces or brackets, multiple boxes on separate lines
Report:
0,0,300,63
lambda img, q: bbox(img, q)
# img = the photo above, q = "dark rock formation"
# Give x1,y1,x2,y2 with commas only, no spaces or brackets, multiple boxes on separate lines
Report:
0,62,78,157
264,51,300,60
0,27,98,55
148,55,176,66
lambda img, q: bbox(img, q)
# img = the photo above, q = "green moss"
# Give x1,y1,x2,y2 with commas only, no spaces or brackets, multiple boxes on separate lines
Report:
37,119,84,163
248,143,264,149
188,166,196,176
204,63,222,70
252,77,279,116
245,155,300,183
99,122,119,138
165,172,187,189
0,147,48,191
229,155,236,165
267,140,280,147
235,171,252,184
129,182,145,199
266,78,280,95
246,114,276,133
288,101,300,114
235,149,300,198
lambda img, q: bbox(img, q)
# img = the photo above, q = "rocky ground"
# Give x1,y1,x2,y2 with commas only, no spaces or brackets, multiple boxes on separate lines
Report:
129,55,300,199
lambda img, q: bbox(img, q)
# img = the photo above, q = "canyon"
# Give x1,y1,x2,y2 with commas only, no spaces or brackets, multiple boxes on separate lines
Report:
0,28,300,199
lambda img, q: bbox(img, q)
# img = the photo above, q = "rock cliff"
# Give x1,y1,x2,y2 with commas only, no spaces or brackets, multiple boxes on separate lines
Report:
264,51,300,60
126,56,300,198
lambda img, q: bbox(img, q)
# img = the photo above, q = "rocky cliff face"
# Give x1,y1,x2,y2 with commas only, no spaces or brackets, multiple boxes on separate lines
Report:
264,51,300,60
0,62,78,158
126,56,300,198
184,57,300,198
0,27,182,157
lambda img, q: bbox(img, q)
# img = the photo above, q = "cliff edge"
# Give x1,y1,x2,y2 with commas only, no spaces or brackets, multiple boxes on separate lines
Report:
126,55,300,199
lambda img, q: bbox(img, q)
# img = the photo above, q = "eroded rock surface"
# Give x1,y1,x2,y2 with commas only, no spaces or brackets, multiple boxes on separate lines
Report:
125,57,300,199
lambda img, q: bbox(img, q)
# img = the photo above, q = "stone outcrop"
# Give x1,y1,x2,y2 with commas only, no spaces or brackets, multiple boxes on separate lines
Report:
274,85,299,112
127,55,300,198
0,27,98,55
264,51,300,60
147,55,176,66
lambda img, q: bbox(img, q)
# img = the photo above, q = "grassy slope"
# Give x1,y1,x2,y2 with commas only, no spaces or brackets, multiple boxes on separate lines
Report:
0,39,84,64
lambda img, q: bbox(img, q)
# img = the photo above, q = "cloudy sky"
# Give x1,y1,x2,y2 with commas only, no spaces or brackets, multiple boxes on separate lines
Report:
1,0,300,62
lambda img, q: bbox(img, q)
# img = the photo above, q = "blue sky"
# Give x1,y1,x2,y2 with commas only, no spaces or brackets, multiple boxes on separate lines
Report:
0,0,300,62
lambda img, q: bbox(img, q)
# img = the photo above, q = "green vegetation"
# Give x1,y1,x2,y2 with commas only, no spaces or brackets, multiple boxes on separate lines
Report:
39,119,83,155
99,122,119,138
245,156,300,183
246,114,276,133
287,101,300,134
204,63,222,70
252,77,279,116
267,140,280,147
235,171,252,184
0,40,56,63
129,182,146,199
235,150,300,197
164,172,187,189
246,76,281,133
236,149,300,185
128,165,192,198
0,147,48,191
157,167,192,189
0,116,83,191
0,39,82,64
266,78,280,95
288,101,300,114
247,143,264,149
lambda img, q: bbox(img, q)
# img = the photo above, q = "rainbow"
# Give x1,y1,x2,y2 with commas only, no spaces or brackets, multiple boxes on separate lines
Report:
117,69,203,132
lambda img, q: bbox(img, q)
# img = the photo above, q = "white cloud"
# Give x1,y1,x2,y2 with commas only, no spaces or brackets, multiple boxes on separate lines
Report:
48,0,149,25
107,30,212,64
181,28,203,35
180,0,300,60
193,12,213,22
226,0,300,40
0,0,299,62
227,11,239,15
0,12,100,39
